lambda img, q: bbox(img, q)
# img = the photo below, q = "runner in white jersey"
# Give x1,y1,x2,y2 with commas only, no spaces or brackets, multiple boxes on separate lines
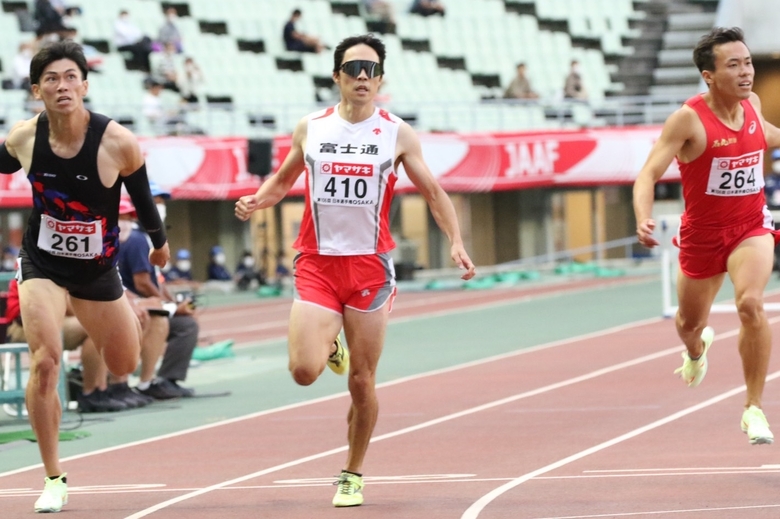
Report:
236,34,475,508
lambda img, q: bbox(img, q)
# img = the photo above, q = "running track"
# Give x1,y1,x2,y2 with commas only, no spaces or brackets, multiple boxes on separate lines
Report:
2,275,780,518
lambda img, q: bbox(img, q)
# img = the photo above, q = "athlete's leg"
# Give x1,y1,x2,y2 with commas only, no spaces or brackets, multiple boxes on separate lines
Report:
61,316,87,351
79,336,108,393
18,278,68,477
70,293,142,377
676,270,725,358
727,233,775,408
341,302,389,474
288,301,343,385
139,314,170,384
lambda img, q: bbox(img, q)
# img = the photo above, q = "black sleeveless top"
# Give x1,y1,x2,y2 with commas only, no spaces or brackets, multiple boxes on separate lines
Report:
23,111,122,283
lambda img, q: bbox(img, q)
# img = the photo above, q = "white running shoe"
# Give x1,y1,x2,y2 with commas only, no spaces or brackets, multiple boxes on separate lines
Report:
741,406,774,445
34,473,68,513
332,471,364,507
674,326,714,387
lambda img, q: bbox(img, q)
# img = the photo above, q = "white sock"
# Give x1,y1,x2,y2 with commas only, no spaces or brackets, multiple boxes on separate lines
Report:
136,380,151,390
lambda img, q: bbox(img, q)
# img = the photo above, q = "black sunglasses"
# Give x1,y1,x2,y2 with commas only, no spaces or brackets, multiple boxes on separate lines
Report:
340,60,383,78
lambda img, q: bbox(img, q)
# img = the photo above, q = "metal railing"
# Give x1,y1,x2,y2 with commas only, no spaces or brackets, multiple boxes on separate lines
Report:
0,94,693,138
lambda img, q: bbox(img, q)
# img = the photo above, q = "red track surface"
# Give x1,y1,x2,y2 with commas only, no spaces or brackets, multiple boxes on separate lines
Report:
3,278,780,518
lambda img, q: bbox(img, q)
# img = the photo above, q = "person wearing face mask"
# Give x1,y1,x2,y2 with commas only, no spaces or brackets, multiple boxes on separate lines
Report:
206,245,232,281
234,250,266,291
0,246,19,272
563,59,588,101
113,9,152,72
157,6,183,53
165,249,193,283
115,198,197,401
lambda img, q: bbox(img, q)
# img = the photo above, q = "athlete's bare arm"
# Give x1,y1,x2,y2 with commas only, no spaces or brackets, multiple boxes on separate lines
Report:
105,122,170,266
235,116,308,221
633,107,701,247
396,121,475,279
3,116,40,172
103,121,144,183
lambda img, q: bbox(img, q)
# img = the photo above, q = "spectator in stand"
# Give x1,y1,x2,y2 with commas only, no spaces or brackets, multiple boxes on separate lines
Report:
11,41,34,91
234,250,266,291
179,56,204,105
410,0,445,16
142,80,183,134
283,8,326,53
206,246,232,281
34,0,70,38
564,59,588,101
113,9,152,72
165,249,194,284
152,42,181,93
362,0,395,31
503,62,539,100
1,246,18,272
157,6,183,53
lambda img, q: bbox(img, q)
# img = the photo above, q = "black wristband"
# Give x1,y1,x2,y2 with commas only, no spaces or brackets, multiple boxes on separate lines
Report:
123,164,167,249
0,142,22,173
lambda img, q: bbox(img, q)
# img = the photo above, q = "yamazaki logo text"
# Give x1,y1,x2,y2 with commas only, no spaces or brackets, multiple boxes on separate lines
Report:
321,162,373,176
46,220,97,234
502,139,597,178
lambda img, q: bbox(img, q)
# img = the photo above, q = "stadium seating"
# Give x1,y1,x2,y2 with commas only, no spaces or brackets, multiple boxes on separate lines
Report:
0,0,648,136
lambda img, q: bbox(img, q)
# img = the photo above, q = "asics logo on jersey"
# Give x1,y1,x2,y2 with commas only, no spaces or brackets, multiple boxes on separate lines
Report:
76,175,88,180
373,128,381,135
749,121,757,134
42,172,56,178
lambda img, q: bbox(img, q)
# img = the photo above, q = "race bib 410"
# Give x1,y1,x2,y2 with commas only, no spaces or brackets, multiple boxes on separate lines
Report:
314,162,378,206
37,214,102,259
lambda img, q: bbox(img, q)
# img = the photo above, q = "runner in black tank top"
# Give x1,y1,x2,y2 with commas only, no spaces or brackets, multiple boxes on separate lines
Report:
0,41,170,513
22,110,122,284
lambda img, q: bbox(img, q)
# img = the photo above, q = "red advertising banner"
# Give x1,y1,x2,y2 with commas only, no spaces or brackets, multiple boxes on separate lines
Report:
0,126,676,207
276,125,679,196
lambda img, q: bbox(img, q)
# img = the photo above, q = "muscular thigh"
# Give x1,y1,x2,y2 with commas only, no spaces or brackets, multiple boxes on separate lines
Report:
70,294,141,356
343,302,390,372
727,233,774,299
18,278,68,354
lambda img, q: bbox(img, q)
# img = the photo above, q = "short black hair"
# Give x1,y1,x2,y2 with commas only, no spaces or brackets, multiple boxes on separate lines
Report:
29,40,89,85
693,27,747,72
332,34,386,74
292,8,301,16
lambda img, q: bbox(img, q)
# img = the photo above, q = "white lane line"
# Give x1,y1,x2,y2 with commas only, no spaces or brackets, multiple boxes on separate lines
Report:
123,323,729,518
531,503,780,518
460,370,780,519
0,315,663,480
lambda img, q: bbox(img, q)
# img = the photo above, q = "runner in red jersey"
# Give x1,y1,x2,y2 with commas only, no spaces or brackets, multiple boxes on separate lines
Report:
633,27,780,445
235,34,475,507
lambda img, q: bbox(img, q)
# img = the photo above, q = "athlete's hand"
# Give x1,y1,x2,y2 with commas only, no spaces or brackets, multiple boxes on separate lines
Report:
235,195,259,221
451,245,476,280
637,218,659,248
149,242,170,267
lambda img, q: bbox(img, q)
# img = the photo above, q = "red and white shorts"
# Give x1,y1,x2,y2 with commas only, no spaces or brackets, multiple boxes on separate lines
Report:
675,217,780,279
293,252,397,314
